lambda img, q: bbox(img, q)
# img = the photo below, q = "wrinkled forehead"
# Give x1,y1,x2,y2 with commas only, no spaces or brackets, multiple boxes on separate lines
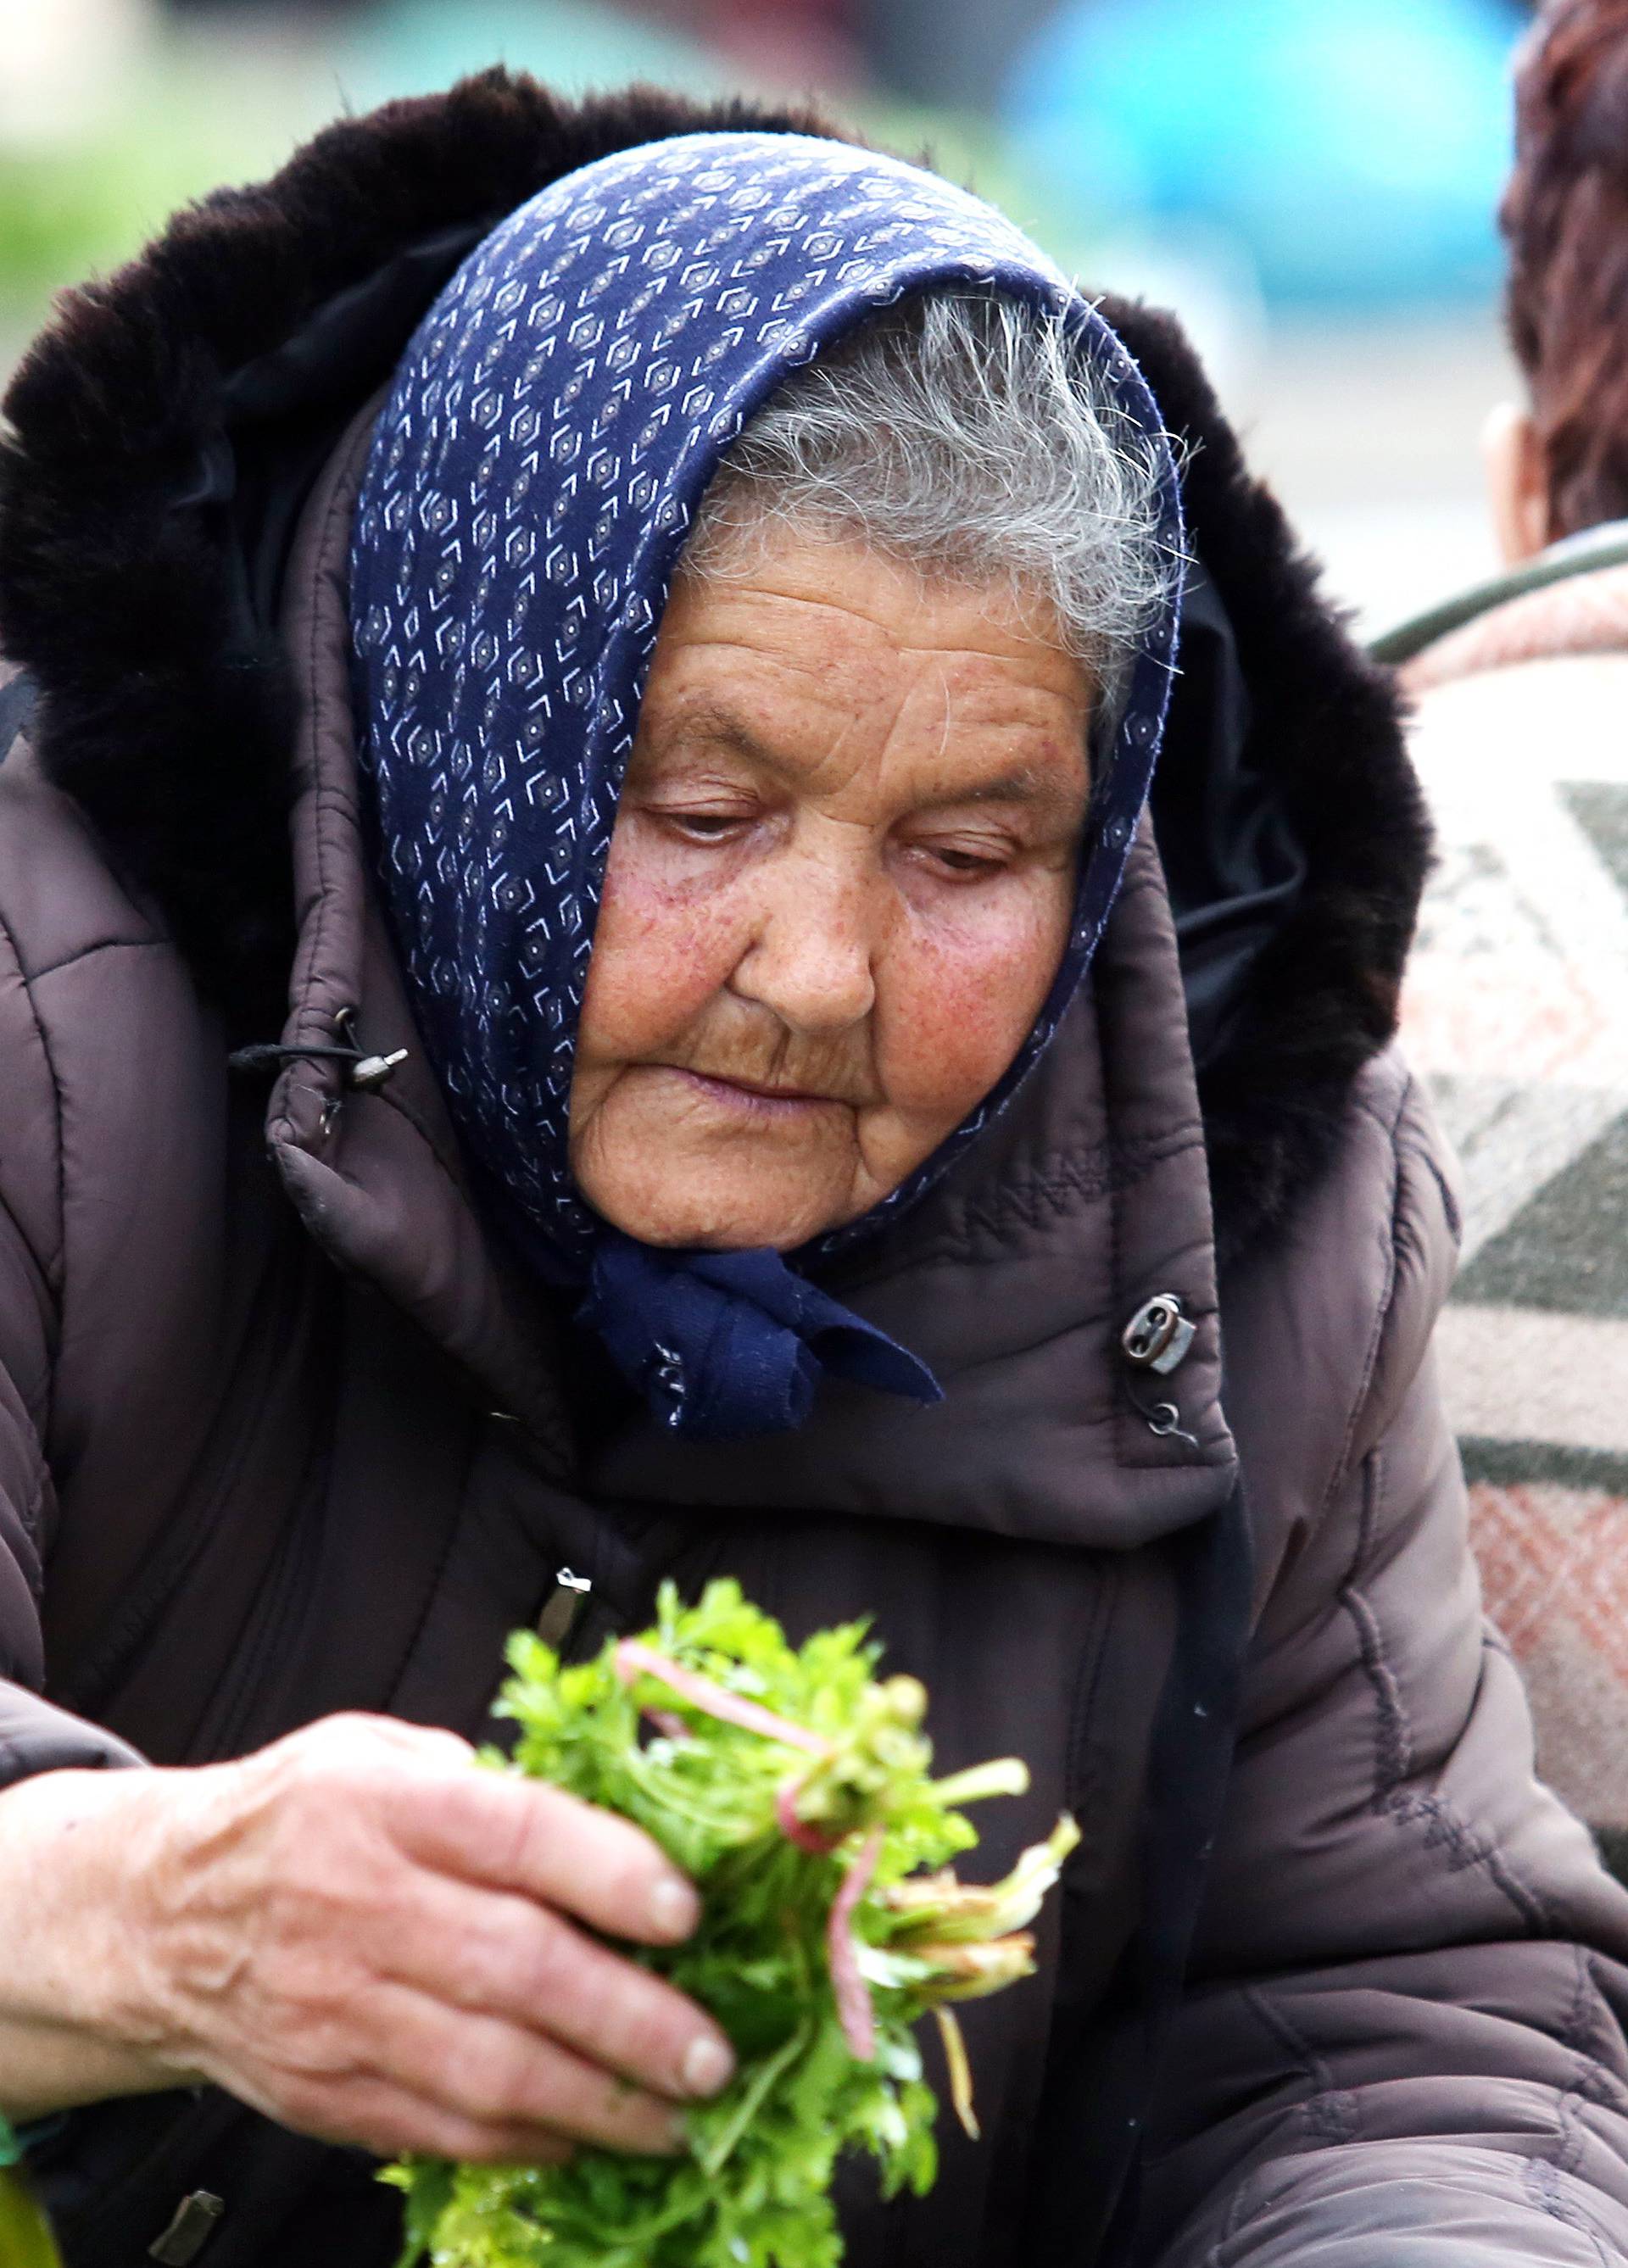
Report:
632,555,1097,801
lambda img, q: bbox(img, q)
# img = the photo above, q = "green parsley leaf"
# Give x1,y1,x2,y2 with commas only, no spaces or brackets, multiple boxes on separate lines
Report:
385,1580,1075,2267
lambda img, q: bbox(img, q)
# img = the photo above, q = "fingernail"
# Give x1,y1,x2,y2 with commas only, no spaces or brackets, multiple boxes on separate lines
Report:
648,1875,700,1939
681,2034,734,2098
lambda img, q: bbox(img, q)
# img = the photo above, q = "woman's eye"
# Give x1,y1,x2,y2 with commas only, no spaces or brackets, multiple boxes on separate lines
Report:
658,809,750,840
918,842,1011,879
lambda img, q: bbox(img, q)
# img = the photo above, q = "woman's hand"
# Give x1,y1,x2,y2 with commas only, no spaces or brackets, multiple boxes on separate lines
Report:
0,1713,735,2162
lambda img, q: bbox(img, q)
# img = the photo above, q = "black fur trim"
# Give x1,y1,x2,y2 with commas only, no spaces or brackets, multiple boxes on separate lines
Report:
0,76,1428,1258
1101,298,1431,1269
0,74,839,1037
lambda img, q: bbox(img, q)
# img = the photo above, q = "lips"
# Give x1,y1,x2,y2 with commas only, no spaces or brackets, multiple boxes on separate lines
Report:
696,1070,835,1104
663,1067,850,1115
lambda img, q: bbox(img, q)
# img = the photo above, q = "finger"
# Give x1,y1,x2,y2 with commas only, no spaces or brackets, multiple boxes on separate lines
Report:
388,1771,701,1945
381,1876,734,2101
360,1981,689,2154
283,1711,476,1767
275,2067,578,2166
356,1718,475,1766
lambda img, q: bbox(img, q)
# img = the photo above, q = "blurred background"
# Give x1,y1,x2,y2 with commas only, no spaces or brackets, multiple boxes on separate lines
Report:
0,0,1533,636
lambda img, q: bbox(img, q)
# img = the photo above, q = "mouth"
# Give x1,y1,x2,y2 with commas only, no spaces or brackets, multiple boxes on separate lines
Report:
661,1067,852,1118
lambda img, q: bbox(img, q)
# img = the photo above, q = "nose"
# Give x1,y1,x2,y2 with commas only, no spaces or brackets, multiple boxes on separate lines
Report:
727,843,878,1038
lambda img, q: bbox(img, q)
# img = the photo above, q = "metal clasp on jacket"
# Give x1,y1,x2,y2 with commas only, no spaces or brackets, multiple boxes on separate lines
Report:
1120,1293,1196,1375
332,1003,411,1089
148,2190,226,2265
1121,1291,1200,1446
536,1567,594,1653
226,1006,410,1137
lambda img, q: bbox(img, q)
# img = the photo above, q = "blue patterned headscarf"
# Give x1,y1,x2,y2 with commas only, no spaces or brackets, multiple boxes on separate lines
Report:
349,131,1185,1440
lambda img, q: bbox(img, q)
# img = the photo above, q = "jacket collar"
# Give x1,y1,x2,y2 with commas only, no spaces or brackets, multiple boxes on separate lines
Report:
268,397,577,1464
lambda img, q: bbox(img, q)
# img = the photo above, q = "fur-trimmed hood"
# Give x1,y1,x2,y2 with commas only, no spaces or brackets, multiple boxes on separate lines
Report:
0,70,1429,1269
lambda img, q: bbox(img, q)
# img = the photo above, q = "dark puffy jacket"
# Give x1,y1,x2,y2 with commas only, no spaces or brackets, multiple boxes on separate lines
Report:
3,74,1628,2268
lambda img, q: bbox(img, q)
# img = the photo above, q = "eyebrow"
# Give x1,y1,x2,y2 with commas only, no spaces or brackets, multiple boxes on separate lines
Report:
642,701,1086,813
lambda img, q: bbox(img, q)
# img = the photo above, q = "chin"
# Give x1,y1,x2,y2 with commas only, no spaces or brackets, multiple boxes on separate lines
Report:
621,1206,831,1254
587,1174,845,1254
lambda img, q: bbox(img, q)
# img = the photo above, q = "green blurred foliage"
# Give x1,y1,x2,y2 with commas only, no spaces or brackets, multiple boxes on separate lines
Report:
0,11,1107,358
0,31,326,346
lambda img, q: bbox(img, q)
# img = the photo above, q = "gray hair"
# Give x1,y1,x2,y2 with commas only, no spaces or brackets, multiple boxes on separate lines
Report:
682,288,1179,709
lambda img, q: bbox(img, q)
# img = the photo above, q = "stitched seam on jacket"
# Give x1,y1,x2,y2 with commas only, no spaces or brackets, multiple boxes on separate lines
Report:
25,934,168,985
270,460,360,1149
21,995,67,1301
839,1126,1201,1287
1341,1062,1560,1942
1380,1786,1552,1932
305,477,354,1041
1340,1446,1553,1931
1202,2144,1623,2268
1338,1447,1414,1798
0,905,63,1296
1522,2153,1616,2266
1575,1954,1628,2116
20,1462,46,1580
1547,1944,1628,2223
1241,1984,1358,2147
0,1177,57,1413
1395,1133,1461,1249
1320,1077,1408,1516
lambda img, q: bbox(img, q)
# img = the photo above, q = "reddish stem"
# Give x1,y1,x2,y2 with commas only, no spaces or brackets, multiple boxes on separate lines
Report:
613,1641,833,1758
828,1828,885,2061
775,1775,846,1854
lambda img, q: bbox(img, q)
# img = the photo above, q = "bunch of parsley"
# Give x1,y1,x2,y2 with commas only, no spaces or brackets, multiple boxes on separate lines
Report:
386,1579,1074,2268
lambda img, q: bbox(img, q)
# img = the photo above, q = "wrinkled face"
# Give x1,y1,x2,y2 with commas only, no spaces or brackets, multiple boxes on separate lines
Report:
568,532,1094,1250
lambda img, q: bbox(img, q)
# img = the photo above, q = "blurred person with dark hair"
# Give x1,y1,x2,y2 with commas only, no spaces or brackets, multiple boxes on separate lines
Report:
1495,0,1628,554
1382,0,1628,1884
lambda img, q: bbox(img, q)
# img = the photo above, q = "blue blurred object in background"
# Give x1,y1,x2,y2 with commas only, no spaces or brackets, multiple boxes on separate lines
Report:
1006,0,1522,308
336,0,728,111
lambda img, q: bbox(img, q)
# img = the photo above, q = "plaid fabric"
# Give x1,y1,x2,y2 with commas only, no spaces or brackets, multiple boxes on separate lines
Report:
1402,580,1628,1863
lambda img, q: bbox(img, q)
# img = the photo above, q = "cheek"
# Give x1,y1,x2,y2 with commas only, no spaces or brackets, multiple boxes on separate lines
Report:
576,827,744,1064
879,879,1073,1115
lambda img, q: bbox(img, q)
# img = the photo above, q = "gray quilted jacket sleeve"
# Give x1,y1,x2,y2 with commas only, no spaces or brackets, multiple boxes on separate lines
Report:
1139,1056,1628,2265
0,898,142,1786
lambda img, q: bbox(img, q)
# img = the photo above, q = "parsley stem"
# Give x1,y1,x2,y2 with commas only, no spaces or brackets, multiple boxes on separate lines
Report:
695,2021,816,2178
928,1758,1029,1807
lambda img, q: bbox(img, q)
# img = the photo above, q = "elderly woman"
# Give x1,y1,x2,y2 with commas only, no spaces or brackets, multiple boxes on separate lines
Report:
1,74,1627,2268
